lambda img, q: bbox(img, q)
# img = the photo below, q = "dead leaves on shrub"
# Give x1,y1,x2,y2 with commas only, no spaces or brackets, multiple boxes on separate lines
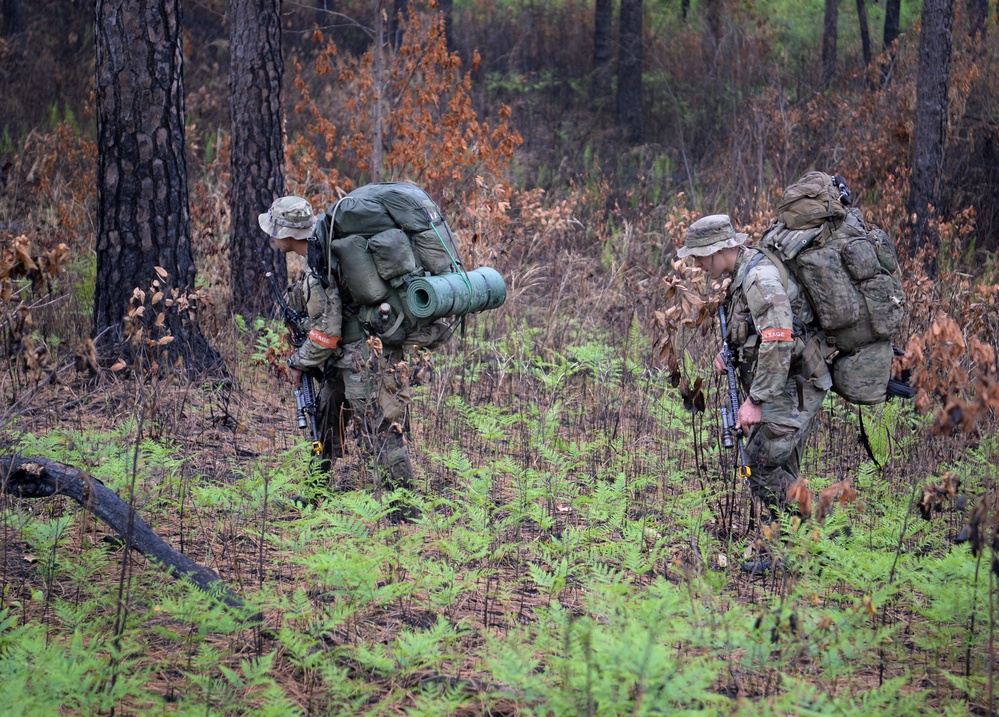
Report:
787,478,858,524
917,471,963,520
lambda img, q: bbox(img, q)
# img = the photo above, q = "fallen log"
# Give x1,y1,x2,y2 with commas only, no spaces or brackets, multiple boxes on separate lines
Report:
1,454,246,610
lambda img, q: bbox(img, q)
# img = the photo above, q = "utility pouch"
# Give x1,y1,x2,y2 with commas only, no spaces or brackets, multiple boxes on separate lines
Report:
801,335,829,382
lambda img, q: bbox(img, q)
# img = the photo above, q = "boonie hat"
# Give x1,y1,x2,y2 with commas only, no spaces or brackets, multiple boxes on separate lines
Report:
677,214,748,258
258,196,317,240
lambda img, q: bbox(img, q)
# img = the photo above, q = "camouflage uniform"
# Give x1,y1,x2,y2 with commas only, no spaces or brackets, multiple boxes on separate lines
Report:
726,246,831,509
679,214,831,511
260,195,417,498
286,271,415,491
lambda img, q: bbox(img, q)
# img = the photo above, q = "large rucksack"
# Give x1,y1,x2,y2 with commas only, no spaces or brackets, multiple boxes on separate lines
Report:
759,172,906,405
310,182,505,347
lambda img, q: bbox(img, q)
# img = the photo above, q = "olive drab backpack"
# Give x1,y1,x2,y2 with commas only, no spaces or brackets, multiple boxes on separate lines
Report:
309,182,506,348
759,171,907,405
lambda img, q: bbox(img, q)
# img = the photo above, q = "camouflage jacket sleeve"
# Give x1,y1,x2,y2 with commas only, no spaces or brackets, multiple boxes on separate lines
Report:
742,260,795,405
288,272,343,371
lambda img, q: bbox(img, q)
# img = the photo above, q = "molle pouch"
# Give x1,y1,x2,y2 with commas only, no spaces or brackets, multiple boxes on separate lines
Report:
795,245,861,331
831,341,893,405
368,228,417,282
799,334,833,388
330,234,391,304
859,274,905,339
412,221,462,274
841,237,881,281
286,283,307,316
869,226,899,272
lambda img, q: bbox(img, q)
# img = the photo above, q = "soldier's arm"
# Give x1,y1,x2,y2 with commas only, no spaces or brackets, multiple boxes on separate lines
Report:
743,265,794,405
289,274,344,371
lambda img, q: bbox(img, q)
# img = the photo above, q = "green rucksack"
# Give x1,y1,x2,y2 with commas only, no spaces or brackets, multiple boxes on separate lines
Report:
309,182,505,348
760,172,906,405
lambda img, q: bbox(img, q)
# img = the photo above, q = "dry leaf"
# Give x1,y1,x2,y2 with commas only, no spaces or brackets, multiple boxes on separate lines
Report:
787,478,813,519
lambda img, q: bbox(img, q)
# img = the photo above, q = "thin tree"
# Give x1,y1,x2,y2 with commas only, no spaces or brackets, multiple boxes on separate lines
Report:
94,0,221,372
856,0,872,70
907,0,956,277
592,0,613,101
821,0,838,87
617,0,643,143
881,0,901,85
968,0,987,38
1,0,24,34
229,0,288,318
883,0,901,49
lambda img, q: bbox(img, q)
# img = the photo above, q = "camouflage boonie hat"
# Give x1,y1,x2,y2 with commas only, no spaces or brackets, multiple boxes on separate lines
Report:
677,214,748,258
258,196,317,240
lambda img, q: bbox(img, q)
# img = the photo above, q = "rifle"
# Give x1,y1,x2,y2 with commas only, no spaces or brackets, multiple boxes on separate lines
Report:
264,264,323,456
718,305,752,481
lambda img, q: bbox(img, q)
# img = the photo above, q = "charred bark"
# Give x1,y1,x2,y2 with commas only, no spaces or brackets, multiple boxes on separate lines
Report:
592,0,613,101
821,0,839,87
229,0,289,318
857,0,871,70
94,0,222,374
617,0,643,143
908,0,955,277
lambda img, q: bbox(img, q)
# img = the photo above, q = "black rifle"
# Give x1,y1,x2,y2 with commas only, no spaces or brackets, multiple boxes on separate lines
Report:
264,264,323,456
718,305,752,481
887,345,917,399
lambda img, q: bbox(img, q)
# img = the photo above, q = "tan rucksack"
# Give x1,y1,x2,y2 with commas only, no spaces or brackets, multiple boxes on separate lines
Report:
761,172,906,405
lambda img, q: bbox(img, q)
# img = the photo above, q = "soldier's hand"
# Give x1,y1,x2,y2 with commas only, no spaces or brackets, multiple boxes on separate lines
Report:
713,352,727,375
289,367,303,387
736,398,762,430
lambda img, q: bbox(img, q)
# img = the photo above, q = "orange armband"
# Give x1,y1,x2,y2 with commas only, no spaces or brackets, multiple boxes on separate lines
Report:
308,329,342,349
760,328,794,343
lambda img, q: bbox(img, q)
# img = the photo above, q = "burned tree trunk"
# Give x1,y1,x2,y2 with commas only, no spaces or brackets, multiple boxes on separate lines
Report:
94,0,222,373
229,0,289,319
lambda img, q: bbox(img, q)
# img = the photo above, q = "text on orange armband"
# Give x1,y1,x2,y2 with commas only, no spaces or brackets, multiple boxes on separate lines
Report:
760,328,794,343
308,329,342,349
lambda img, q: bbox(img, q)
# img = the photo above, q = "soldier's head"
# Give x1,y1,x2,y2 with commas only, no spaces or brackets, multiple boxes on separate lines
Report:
677,214,747,279
258,196,316,242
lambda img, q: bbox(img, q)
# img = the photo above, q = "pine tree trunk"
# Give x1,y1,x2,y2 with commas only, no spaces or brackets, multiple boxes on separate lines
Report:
856,0,871,69
883,0,900,50
94,0,221,373
968,0,987,38
907,0,955,277
1,0,24,34
592,0,613,101
372,0,384,183
881,0,901,85
617,0,643,143
229,0,289,319
821,0,838,87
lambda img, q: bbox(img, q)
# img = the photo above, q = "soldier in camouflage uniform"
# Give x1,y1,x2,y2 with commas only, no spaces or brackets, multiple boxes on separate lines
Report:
678,215,832,515
259,196,417,519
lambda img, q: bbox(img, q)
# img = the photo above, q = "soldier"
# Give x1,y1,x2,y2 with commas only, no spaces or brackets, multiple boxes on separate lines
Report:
259,196,418,521
678,214,832,520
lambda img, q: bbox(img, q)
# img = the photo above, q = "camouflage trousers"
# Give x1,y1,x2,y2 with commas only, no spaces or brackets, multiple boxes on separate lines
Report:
315,339,414,490
744,375,827,513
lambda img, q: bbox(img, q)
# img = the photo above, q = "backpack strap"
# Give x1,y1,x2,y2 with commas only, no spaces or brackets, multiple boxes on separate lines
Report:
745,246,789,290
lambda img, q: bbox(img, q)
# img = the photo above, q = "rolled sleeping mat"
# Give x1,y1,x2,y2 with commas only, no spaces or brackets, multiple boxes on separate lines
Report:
406,267,507,319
